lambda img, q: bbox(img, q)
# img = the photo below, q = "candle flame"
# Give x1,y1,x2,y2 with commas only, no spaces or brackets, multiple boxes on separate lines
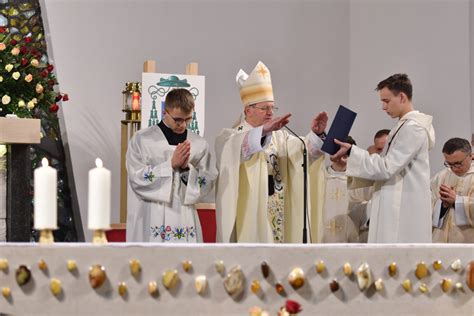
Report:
41,157,49,167
95,158,103,168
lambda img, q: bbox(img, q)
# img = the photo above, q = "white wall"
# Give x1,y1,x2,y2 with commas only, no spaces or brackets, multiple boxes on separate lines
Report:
349,0,471,173
42,0,350,240
42,0,473,240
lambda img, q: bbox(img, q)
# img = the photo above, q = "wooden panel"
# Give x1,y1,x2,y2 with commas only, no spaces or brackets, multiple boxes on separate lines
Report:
0,118,41,144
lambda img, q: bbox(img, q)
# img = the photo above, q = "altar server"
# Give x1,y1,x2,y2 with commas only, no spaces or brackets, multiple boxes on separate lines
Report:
126,88,216,242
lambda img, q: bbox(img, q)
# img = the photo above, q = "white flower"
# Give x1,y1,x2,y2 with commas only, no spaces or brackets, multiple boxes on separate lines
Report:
32,98,38,104
12,72,20,80
35,83,44,94
2,95,11,105
30,59,39,67
18,100,25,108
5,64,13,72
27,100,35,109
0,76,3,82
10,47,20,56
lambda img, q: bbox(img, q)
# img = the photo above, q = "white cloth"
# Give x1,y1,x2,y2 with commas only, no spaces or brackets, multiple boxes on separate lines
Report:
321,165,359,243
346,111,435,243
215,120,324,243
126,126,216,242
431,162,474,243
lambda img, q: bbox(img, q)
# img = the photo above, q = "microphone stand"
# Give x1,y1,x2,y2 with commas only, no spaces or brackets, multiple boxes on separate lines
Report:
284,126,308,243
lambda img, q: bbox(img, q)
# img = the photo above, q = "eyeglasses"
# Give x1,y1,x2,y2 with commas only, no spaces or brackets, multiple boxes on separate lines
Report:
165,110,193,125
250,104,279,112
444,153,471,168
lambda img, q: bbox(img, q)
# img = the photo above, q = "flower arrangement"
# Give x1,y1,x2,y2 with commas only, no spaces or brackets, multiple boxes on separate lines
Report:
0,26,68,119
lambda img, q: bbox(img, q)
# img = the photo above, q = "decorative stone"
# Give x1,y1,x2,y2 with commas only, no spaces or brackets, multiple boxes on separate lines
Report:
418,283,429,294
374,278,384,291
356,263,372,291
275,282,285,295
250,279,261,294
194,275,207,295
451,259,462,272
215,260,225,275
148,281,158,296
0,259,9,271
455,282,465,292
329,279,339,292
315,261,326,274
182,260,192,273
288,267,305,289
89,264,107,289
466,261,474,291
50,278,62,296
162,269,179,290
224,266,244,296
402,279,412,292
343,262,352,276
388,262,397,277
67,260,77,272
261,261,270,278
15,265,31,286
129,259,141,277
440,278,452,293
432,260,442,271
118,282,127,296
415,262,429,279
38,259,47,271
2,287,11,298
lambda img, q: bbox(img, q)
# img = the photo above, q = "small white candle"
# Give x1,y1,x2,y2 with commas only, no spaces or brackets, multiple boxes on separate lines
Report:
88,158,111,230
34,158,58,229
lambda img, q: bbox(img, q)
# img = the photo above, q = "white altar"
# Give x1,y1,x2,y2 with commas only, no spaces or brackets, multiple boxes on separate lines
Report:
0,243,472,315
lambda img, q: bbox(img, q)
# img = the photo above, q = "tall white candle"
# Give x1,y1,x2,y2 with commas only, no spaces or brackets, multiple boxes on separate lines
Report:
34,158,57,229
88,158,111,230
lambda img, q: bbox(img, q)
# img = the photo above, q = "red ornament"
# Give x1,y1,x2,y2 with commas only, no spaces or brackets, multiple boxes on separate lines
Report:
47,64,54,72
48,79,56,87
62,94,69,102
285,300,302,314
55,94,63,102
24,37,32,43
10,39,17,45
49,103,59,113
40,70,49,78
0,27,6,34
20,46,27,54
21,58,28,66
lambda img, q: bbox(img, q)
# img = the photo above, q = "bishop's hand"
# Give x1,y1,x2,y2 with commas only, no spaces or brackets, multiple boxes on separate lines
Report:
311,112,328,135
262,113,292,135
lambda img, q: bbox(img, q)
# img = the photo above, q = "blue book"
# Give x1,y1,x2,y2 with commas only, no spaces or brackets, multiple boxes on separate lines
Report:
321,105,357,155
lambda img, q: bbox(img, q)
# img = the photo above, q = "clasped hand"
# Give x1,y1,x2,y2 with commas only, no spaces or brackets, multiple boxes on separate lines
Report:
171,140,190,170
439,184,456,208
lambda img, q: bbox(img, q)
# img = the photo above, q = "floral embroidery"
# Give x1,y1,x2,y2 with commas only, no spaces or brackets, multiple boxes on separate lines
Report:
198,176,206,188
144,168,155,182
267,192,285,243
151,225,196,241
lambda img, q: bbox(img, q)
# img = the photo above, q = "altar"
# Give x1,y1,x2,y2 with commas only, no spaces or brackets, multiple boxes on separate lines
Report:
0,243,472,315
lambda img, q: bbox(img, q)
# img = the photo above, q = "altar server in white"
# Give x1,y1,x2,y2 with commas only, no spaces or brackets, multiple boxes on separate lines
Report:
215,61,327,243
126,89,216,242
332,74,435,243
431,137,474,243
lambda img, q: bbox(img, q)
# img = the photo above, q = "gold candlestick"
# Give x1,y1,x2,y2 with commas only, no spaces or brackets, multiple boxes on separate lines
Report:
39,229,54,244
92,229,108,244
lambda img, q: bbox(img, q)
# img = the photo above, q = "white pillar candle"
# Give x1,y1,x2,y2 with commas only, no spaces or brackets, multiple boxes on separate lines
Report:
34,158,57,229
88,158,111,230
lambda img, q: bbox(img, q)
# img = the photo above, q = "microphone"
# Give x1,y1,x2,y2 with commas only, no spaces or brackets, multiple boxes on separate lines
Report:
284,126,310,243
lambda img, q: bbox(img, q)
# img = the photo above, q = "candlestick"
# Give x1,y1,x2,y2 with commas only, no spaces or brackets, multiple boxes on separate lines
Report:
88,158,111,232
34,158,57,231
